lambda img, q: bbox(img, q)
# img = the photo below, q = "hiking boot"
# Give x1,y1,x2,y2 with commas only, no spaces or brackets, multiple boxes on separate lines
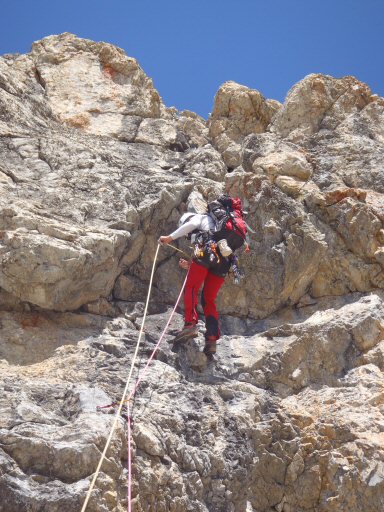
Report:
203,337,217,356
173,323,198,343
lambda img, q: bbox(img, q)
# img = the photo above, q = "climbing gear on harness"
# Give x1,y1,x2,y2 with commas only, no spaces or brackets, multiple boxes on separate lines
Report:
217,238,232,257
173,322,198,343
229,254,245,285
194,242,205,259
193,232,221,265
194,239,218,265
209,241,220,263
192,238,232,277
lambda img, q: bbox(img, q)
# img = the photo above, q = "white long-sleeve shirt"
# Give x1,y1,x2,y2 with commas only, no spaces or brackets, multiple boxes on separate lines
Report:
170,214,214,240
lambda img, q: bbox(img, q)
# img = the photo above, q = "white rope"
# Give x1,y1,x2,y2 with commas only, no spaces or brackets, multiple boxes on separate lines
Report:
80,243,161,512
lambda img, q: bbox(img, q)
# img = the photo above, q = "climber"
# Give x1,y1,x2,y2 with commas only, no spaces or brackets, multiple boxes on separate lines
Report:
158,194,249,356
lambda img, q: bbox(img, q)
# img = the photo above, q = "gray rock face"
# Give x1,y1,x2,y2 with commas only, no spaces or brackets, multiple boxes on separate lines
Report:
0,33,224,311
1,33,384,512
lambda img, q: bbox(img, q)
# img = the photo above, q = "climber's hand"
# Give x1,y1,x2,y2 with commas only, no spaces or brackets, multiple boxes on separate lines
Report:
158,235,173,245
179,258,191,270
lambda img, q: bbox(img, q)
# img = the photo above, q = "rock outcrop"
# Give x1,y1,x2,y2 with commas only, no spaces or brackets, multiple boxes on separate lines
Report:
1,33,384,512
209,81,281,168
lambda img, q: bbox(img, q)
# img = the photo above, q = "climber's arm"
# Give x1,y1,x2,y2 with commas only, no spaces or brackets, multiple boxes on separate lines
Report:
163,216,202,242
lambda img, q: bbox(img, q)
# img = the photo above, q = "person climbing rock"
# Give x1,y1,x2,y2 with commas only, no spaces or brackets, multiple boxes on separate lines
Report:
158,195,249,356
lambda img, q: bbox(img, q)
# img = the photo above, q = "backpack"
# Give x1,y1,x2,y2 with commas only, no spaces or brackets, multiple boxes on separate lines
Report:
207,194,247,251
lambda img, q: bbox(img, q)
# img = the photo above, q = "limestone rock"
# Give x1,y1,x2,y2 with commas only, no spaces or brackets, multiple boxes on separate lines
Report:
305,189,384,297
0,202,130,310
0,70,218,312
176,110,209,147
135,118,183,148
209,81,281,168
1,298,384,512
308,107,384,193
270,73,373,141
337,98,384,144
182,145,227,182
239,132,313,199
253,150,312,180
82,298,118,317
1,33,384,512
31,33,162,136
274,176,306,198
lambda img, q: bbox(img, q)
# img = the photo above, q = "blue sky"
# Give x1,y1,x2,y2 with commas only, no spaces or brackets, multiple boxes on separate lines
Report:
1,0,383,118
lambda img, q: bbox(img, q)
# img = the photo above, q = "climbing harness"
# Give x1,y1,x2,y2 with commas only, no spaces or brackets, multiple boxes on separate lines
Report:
81,244,189,512
209,241,221,263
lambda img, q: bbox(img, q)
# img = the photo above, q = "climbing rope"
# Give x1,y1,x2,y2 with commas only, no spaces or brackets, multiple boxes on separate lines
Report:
81,243,189,512
97,271,188,413
125,271,188,509
80,243,160,512
127,271,188,403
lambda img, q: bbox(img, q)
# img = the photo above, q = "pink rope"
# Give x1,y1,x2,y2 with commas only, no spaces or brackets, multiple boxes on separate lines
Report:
97,272,189,411
127,272,188,403
126,271,189,511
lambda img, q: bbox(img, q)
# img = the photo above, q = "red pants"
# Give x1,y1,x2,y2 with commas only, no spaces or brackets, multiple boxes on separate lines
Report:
184,261,225,340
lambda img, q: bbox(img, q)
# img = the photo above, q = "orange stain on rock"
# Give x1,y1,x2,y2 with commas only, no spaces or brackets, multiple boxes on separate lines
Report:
21,313,44,329
102,64,116,80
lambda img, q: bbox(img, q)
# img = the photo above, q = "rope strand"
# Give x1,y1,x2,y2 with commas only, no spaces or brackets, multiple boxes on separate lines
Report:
80,243,160,512
125,271,188,510
127,271,188,403
97,271,189,411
